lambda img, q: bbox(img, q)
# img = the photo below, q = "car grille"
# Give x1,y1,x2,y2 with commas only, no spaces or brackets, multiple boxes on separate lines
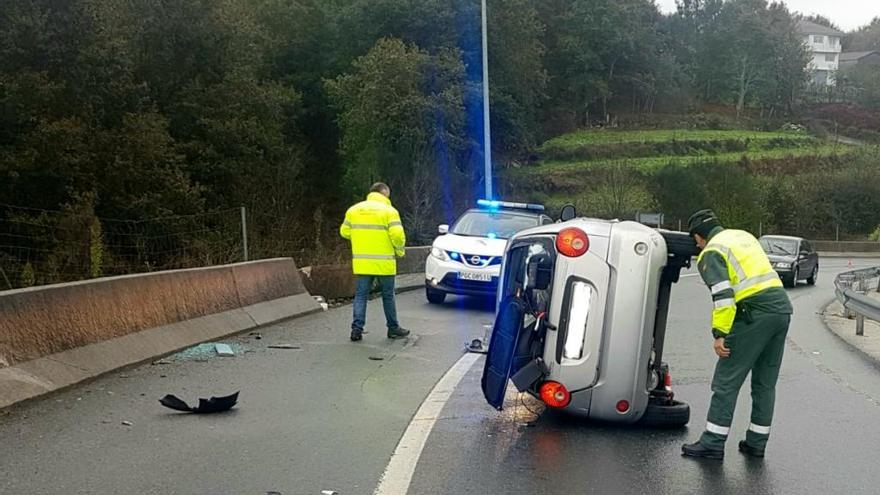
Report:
447,252,501,267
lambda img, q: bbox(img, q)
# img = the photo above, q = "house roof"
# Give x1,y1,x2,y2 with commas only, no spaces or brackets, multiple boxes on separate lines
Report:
797,20,845,37
840,51,879,62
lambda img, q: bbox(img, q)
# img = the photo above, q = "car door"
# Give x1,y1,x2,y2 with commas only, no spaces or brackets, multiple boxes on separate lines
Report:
482,237,555,410
804,240,818,271
797,240,812,273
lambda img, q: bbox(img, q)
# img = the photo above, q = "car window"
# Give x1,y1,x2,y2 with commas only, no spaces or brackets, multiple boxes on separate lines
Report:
759,237,797,256
451,211,539,239
801,241,812,253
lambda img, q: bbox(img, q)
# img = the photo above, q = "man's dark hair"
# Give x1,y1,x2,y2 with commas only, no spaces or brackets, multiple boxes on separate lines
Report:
370,182,390,195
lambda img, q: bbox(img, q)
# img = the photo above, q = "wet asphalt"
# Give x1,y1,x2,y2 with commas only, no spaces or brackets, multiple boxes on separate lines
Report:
410,258,880,495
1,258,878,494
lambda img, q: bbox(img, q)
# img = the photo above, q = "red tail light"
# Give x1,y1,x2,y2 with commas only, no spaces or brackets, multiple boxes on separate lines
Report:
539,381,571,408
556,228,589,257
616,400,630,413
664,370,673,391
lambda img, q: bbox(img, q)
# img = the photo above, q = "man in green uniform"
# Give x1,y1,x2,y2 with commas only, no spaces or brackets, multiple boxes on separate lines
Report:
682,209,793,460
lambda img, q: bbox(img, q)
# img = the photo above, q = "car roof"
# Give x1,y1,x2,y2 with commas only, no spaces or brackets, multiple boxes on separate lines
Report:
462,208,544,218
760,235,803,241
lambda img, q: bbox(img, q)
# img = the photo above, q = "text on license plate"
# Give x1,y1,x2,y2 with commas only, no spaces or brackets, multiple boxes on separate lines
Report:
459,271,492,282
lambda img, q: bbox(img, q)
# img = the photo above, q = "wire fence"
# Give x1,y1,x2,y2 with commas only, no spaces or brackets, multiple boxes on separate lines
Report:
0,203,348,291
3,201,877,292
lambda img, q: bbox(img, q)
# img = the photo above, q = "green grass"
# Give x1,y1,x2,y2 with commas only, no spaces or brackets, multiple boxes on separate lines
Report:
513,143,852,176
539,129,812,152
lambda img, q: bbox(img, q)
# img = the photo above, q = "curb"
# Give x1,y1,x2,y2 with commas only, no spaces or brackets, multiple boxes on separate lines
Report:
0,294,322,411
821,299,880,368
819,252,880,259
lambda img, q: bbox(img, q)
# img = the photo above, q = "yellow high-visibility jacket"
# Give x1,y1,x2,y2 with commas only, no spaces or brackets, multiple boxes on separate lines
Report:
340,192,406,275
697,229,783,334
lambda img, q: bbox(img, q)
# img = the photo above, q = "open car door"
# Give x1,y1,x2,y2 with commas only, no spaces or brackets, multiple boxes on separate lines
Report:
481,295,529,410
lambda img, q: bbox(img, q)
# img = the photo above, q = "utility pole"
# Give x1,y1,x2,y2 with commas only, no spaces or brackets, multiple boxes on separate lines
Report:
240,206,249,262
481,0,493,200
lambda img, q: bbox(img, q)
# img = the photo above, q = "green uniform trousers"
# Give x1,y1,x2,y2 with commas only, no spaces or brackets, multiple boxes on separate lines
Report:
700,311,790,450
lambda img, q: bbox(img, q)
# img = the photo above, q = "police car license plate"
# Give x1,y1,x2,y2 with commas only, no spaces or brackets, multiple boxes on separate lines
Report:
459,271,492,282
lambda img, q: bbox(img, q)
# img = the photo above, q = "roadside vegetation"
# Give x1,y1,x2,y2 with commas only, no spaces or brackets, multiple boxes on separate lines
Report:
1,0,879,288
500,128,878,241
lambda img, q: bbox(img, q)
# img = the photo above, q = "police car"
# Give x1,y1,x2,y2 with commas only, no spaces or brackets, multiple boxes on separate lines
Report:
425,200,553,304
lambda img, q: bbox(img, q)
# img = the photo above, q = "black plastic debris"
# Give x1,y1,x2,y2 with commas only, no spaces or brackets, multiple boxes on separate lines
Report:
159,391,239,414
466,338,487,354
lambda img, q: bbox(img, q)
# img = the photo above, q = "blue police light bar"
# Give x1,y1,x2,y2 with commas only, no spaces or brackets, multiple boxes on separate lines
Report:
477,199,545,212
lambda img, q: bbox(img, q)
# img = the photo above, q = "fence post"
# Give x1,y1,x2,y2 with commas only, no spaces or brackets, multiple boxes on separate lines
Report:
856,314,865,336
240,206,249,262
759,222,762,238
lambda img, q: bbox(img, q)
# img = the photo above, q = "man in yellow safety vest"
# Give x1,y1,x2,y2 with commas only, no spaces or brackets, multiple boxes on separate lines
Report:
340,183,410,342
682,209,793,460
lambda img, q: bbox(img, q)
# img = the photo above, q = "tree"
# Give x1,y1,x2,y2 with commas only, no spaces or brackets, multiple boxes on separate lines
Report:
326,38,469,234
845,17,880,51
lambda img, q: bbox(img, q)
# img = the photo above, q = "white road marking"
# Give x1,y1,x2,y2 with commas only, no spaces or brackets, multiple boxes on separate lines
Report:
374,352,481,495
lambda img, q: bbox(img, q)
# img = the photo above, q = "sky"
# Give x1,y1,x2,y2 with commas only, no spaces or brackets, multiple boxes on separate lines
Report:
655,0,880,31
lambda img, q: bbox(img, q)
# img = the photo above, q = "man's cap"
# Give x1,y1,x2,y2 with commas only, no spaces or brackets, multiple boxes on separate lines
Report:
687,209,722,237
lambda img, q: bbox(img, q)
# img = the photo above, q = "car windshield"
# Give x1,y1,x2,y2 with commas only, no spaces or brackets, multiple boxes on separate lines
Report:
760,238,797,256
451,211,539,239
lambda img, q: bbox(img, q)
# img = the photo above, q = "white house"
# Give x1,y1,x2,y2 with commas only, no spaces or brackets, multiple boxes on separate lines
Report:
797,19,845,86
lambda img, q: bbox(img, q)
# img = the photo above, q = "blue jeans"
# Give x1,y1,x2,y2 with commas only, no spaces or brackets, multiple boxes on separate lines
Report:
352,275,399,331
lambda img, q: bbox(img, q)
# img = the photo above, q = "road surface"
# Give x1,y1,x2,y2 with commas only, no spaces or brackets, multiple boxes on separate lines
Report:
1,258,879,494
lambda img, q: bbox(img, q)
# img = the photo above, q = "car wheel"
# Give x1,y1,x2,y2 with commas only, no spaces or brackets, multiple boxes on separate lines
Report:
807,265,818,285
784,268,798,288
426,286,446,304
640,399,690,428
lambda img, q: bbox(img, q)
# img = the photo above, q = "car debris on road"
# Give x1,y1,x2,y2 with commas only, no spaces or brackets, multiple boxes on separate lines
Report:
159,391,239,414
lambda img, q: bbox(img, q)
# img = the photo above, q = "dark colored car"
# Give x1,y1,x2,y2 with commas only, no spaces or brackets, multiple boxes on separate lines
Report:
759,235,819,288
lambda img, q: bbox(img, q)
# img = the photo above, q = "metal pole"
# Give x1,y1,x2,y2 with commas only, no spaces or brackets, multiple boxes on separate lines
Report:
678,219,682,232
856,314,865,336
759,222,762,238
240,206,249,262
481,0,493,200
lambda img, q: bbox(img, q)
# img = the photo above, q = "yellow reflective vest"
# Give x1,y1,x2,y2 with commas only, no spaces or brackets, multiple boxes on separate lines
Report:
340,192,406,275
697,229,783,333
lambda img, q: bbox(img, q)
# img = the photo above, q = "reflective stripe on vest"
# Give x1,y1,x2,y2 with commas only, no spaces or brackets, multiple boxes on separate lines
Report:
698,229,782,303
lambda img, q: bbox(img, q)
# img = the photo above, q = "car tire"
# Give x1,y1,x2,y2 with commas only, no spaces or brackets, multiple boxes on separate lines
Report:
640,399,690,428
807,265,818,285
426,286,446,304
784,268,798,288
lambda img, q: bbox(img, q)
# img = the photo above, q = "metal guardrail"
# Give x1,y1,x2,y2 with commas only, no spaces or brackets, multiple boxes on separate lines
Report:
834,267,880,336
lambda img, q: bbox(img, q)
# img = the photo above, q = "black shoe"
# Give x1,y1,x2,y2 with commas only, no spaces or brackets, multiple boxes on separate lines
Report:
350,328,363,342
387,327,411,339
738,441,765,458
681,442,724,460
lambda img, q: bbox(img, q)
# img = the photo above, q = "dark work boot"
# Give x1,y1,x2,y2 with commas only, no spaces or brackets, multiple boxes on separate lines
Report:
682,442,724,460
738,441,765,458
350,328,363,342
387,327,411,339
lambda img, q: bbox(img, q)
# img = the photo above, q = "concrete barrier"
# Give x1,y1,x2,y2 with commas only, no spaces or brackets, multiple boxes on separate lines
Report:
813,241,880,253
0,258,320,409
301,246,430,299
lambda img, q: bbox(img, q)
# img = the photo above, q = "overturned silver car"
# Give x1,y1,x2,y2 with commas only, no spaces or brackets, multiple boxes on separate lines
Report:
481,213,697,426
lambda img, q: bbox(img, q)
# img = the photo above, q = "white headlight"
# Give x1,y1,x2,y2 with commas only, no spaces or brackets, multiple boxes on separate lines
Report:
431,247,448,261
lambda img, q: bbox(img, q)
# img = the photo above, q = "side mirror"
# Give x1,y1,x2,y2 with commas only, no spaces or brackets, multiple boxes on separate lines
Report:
560,204,577,222
438,224,449,235
526,253,553,291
